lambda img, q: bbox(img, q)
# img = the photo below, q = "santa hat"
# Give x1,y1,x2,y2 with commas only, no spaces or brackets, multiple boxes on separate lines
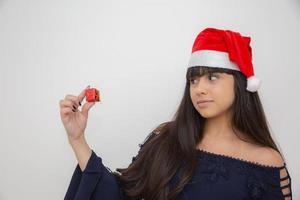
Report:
187,27,261,92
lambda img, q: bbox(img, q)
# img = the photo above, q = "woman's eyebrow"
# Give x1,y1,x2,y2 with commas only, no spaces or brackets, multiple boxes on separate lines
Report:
211,72,223,75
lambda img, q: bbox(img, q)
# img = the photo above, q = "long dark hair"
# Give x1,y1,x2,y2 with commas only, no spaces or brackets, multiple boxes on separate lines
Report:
113,66,284,200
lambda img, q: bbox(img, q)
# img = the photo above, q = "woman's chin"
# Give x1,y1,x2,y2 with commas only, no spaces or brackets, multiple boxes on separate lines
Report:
198,110,217,118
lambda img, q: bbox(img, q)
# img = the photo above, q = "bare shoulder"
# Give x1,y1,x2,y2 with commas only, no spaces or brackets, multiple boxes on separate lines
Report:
250,146,285,167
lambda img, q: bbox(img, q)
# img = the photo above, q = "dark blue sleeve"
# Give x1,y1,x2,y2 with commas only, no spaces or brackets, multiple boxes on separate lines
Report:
265,164,292,200
64,131,157,200
64,150,124,200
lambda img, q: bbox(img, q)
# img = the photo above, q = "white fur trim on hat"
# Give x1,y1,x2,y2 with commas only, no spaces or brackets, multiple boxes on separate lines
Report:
188,50,240,71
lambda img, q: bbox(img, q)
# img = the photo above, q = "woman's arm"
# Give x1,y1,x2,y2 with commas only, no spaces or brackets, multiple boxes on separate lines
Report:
68,135,92,172
64,141,123,200
64,130,160,200
64,134,123,200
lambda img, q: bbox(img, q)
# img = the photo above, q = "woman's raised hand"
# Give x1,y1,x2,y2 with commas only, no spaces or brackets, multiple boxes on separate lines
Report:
59,86,95,141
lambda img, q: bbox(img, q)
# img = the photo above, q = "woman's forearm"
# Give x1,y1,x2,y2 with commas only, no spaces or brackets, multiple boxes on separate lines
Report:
68,135,92,172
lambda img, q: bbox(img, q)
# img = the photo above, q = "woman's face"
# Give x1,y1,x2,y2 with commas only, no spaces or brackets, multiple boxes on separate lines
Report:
189,72,235,118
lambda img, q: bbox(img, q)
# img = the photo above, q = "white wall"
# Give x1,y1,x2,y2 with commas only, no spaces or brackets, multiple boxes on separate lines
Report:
0,0,299,199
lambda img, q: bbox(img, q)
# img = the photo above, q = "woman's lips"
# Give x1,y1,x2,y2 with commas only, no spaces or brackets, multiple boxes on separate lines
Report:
197,100,213,104
197,100,213,108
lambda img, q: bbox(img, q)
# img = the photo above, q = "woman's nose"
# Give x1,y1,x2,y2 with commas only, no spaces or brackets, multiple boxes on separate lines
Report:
195,79,209,94
197,87,208,95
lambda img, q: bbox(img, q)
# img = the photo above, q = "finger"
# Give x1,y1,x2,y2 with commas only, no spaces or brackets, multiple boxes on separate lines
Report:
81,101,95,117
60,107,74,117
60,99,79,111
78,85,90,105
64,95,80,108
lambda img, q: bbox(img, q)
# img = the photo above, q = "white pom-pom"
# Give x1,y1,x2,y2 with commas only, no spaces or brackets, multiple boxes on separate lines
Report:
246,76,261,92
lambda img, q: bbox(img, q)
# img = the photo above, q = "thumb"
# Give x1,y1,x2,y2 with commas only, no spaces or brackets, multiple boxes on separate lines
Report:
81,102,96,117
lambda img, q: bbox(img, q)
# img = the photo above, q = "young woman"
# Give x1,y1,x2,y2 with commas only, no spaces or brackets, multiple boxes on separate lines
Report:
60,28,292,200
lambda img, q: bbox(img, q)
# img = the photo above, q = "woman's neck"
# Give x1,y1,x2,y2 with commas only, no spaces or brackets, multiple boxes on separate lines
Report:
203,111,236,139
198,111,253,151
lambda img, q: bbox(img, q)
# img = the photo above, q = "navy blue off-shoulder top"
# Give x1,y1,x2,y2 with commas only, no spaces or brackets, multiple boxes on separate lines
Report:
64,132,292,200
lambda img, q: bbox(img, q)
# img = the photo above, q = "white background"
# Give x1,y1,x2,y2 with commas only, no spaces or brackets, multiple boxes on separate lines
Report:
0,0,299,199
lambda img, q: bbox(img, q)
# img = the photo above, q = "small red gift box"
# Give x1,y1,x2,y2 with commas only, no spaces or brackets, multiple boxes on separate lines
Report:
85,88,100,102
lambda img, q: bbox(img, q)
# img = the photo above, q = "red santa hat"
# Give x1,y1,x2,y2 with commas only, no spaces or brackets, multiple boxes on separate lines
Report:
188,27,261,92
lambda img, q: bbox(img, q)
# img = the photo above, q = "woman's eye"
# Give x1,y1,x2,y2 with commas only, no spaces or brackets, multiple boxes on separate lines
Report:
209,74,219,81
190,74,218,84
190,78,198,84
